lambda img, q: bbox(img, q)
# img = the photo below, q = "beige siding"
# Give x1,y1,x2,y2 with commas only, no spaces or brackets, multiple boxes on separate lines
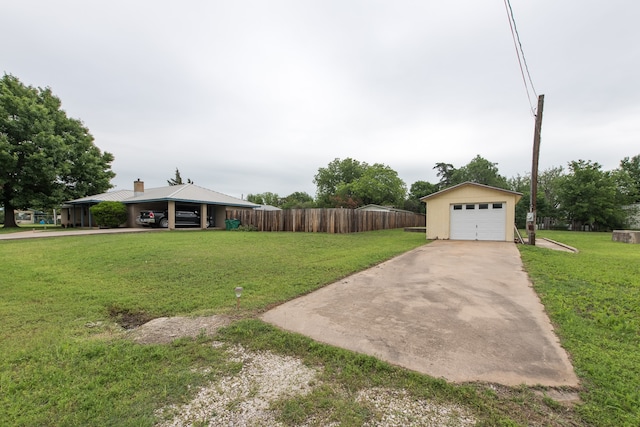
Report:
425,185,521,241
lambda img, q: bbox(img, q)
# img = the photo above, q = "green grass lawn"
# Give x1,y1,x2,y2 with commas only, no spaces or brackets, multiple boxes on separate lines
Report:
520,231,640,426
0,224,64,234
1,229,638,426
1,230,429,426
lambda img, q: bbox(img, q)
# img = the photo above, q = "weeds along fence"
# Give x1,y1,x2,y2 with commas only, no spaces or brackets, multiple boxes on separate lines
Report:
226,208,425,233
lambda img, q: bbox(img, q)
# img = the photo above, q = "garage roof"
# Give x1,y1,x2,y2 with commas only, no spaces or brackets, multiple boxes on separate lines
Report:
420,182,522,201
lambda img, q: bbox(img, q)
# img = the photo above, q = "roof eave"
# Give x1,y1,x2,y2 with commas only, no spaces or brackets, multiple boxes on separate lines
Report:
420,182,523,201
122,197,258,207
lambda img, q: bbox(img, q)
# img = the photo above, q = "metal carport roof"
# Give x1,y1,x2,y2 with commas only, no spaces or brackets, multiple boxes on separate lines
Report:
65,184,259,208
122,183,258,208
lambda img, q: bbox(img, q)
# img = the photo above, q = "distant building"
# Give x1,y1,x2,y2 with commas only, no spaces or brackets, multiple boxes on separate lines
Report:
254,205,282,211
624,203,640,229
355,204,414,214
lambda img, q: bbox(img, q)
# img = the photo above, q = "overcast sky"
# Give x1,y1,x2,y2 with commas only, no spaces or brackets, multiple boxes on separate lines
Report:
2,1,638,199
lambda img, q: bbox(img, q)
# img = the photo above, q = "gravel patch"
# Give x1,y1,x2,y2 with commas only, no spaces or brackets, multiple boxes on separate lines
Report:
156,343,477,427
157,344,318,426
357,388,476,426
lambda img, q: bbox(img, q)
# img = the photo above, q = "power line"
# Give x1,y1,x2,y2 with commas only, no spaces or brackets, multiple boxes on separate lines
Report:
503,0,538,116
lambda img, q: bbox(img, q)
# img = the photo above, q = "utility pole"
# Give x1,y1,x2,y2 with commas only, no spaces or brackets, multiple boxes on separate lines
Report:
528,94,544,245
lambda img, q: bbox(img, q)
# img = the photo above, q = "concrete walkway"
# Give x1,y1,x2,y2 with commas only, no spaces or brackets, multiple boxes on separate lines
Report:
533,237,578,253
262,241,579,387
0,227,161,240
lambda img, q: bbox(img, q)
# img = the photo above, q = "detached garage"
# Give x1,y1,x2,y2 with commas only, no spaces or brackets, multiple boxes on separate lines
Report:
420,182,522,242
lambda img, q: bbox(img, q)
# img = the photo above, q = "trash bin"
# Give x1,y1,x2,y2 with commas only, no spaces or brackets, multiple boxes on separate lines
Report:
225,219,241,230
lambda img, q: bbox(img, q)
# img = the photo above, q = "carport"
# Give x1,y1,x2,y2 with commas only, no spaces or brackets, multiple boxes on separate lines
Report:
124,181,259,229
62,189,135,228
421,182,522,242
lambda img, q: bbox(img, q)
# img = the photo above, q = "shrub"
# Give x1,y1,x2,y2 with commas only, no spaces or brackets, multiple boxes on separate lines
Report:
90,202,127,228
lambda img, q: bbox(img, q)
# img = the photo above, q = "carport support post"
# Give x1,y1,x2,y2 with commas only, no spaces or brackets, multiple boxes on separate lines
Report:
200,203,208,229
168,201,176,230
528,94,544,246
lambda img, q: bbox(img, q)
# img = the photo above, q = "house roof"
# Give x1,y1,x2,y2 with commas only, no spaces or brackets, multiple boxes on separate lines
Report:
65,189,135,204
254,204,282,211
355,204,415,214
66,184,259,208
420,182,522,201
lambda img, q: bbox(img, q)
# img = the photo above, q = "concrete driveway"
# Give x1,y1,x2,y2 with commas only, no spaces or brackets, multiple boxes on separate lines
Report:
261,241,578,387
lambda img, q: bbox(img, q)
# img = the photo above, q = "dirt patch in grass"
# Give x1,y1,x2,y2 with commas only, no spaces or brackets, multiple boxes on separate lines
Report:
108,306,155,330
128,315,231,344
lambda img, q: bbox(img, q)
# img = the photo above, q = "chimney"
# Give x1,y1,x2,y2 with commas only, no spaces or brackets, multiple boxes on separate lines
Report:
134,179,144,196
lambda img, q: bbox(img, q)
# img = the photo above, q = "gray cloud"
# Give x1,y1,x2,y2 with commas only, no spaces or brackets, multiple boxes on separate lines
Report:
2,0,638,198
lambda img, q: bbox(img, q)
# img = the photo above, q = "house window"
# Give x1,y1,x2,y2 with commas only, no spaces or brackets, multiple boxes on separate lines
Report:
479,204,489,209
465,204,475,210
453,205,463,210
492,203,503,209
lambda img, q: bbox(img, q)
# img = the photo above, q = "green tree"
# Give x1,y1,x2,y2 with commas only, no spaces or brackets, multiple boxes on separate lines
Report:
60,120,115,201
617,155,640,203
508,174,531,228
1,74,114,227
538,166,564,217
451,155,509,189
558,160,627,230
280,191,315,209
433,156,508,190
314,158,406,208
337,163,407,207
510,167,565,229
405,180,438,213
167,168,192,186
433,162,456,189
247,192,280,206
90,201,127,228
313,158,367,207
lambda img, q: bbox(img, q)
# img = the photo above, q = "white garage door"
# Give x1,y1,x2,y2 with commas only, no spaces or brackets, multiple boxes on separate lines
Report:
450,203,506,241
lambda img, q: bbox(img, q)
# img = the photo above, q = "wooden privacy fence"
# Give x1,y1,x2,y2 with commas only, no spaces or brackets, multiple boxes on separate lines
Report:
226,208,425,233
